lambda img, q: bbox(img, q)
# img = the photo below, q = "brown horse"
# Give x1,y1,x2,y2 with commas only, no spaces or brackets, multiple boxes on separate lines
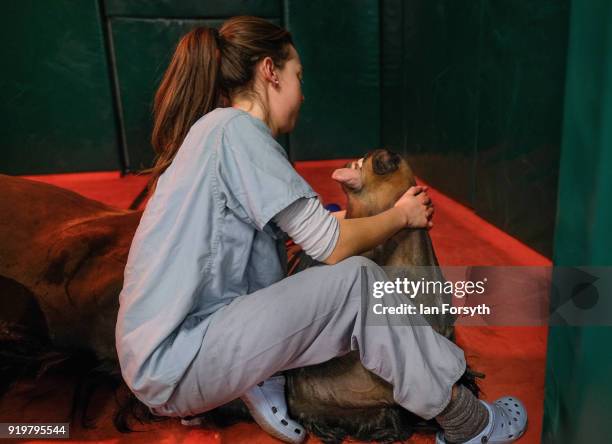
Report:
281,149,475,444
0,174,142,426
0,151,479,443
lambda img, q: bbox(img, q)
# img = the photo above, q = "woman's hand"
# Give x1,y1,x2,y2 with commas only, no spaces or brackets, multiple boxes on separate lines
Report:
393,186,434,229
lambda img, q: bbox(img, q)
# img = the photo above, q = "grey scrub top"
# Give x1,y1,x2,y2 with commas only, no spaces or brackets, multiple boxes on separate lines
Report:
115,107,318,407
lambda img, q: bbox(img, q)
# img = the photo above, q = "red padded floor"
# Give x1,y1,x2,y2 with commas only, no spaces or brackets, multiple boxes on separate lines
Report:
4,161,550,443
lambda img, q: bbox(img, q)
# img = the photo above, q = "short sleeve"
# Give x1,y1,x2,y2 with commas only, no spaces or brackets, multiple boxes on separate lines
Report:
216,114,318,230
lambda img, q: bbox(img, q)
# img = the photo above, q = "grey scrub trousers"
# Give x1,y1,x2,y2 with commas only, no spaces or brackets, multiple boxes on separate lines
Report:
115,107,466,423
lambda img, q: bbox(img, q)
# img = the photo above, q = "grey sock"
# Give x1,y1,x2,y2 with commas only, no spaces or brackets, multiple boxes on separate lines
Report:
435,385,489,443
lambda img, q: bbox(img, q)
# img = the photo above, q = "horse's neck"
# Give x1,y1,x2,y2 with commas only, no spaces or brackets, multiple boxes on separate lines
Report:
346,198,440,268
366,228,439,268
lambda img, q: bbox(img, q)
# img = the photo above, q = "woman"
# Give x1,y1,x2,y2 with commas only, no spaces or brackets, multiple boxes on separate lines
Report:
115,16,527,444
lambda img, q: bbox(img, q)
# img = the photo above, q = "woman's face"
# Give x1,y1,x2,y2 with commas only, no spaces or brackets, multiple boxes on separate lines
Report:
269,45,304,134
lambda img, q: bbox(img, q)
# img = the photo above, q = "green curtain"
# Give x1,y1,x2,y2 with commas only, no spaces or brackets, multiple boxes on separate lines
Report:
542,1,612,442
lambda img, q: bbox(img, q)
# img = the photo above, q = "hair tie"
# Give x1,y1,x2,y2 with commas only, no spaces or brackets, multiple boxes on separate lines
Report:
211,28,222,63
211,27,221,44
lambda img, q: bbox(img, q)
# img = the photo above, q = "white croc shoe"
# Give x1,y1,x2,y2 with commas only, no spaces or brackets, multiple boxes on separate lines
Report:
180,415,206,426
241,374,307,444
436,396,528,444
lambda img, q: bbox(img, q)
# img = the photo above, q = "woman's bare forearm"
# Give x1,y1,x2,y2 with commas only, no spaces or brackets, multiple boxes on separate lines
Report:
322,207,407,265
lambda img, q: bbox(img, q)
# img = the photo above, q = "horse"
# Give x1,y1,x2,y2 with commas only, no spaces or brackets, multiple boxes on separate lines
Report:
0,150,480,443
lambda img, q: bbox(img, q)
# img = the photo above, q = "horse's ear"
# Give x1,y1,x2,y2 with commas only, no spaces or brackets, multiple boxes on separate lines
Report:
331,168,363,191
371,150,401,176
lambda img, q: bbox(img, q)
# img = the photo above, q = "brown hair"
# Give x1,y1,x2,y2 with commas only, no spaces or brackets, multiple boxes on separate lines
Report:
143,16,294,194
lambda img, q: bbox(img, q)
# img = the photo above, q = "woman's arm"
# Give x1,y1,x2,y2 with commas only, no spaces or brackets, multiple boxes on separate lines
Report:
322,186,433,265
273,186,433,266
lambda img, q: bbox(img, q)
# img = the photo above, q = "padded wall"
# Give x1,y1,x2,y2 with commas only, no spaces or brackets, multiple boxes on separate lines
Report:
381,0,569,257
109,18,224,171
542,1,612,441
110,0,381,168
286,0,381,160
3,0,569,260
0,0,119,175
3,1,383,173
105,1,282,171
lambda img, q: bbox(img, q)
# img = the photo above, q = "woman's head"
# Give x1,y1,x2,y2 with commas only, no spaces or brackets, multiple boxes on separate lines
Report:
219,17,304,134
148,16,302,190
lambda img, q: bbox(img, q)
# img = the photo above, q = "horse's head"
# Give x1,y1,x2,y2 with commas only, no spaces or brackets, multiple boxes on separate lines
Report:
332,148,416,218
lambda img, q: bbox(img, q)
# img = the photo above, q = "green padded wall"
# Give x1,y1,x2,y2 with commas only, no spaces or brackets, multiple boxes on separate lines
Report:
287,0,381,160
473,0,568,258
110,17,225,171
1,0,119,175
381,0,569,257
106,0,283,171
382,0,481,205
111,0,381,169
542,1,612,442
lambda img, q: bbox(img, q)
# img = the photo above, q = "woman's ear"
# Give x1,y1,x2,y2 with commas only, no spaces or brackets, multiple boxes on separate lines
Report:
260,56,279,86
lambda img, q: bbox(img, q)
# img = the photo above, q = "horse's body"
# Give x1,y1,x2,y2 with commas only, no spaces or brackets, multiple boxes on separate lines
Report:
0,153,477,443
0,175,139,364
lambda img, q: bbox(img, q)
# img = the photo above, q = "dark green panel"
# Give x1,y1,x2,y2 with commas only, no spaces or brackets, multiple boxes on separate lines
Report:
543,1,612,442
104,0,281,18
382,0,482,206
111,18,223,171
473,0,569,257
381,0,567,255
380,0,405,153
0,0,119,174
287,0,380,160
112,17,282,170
